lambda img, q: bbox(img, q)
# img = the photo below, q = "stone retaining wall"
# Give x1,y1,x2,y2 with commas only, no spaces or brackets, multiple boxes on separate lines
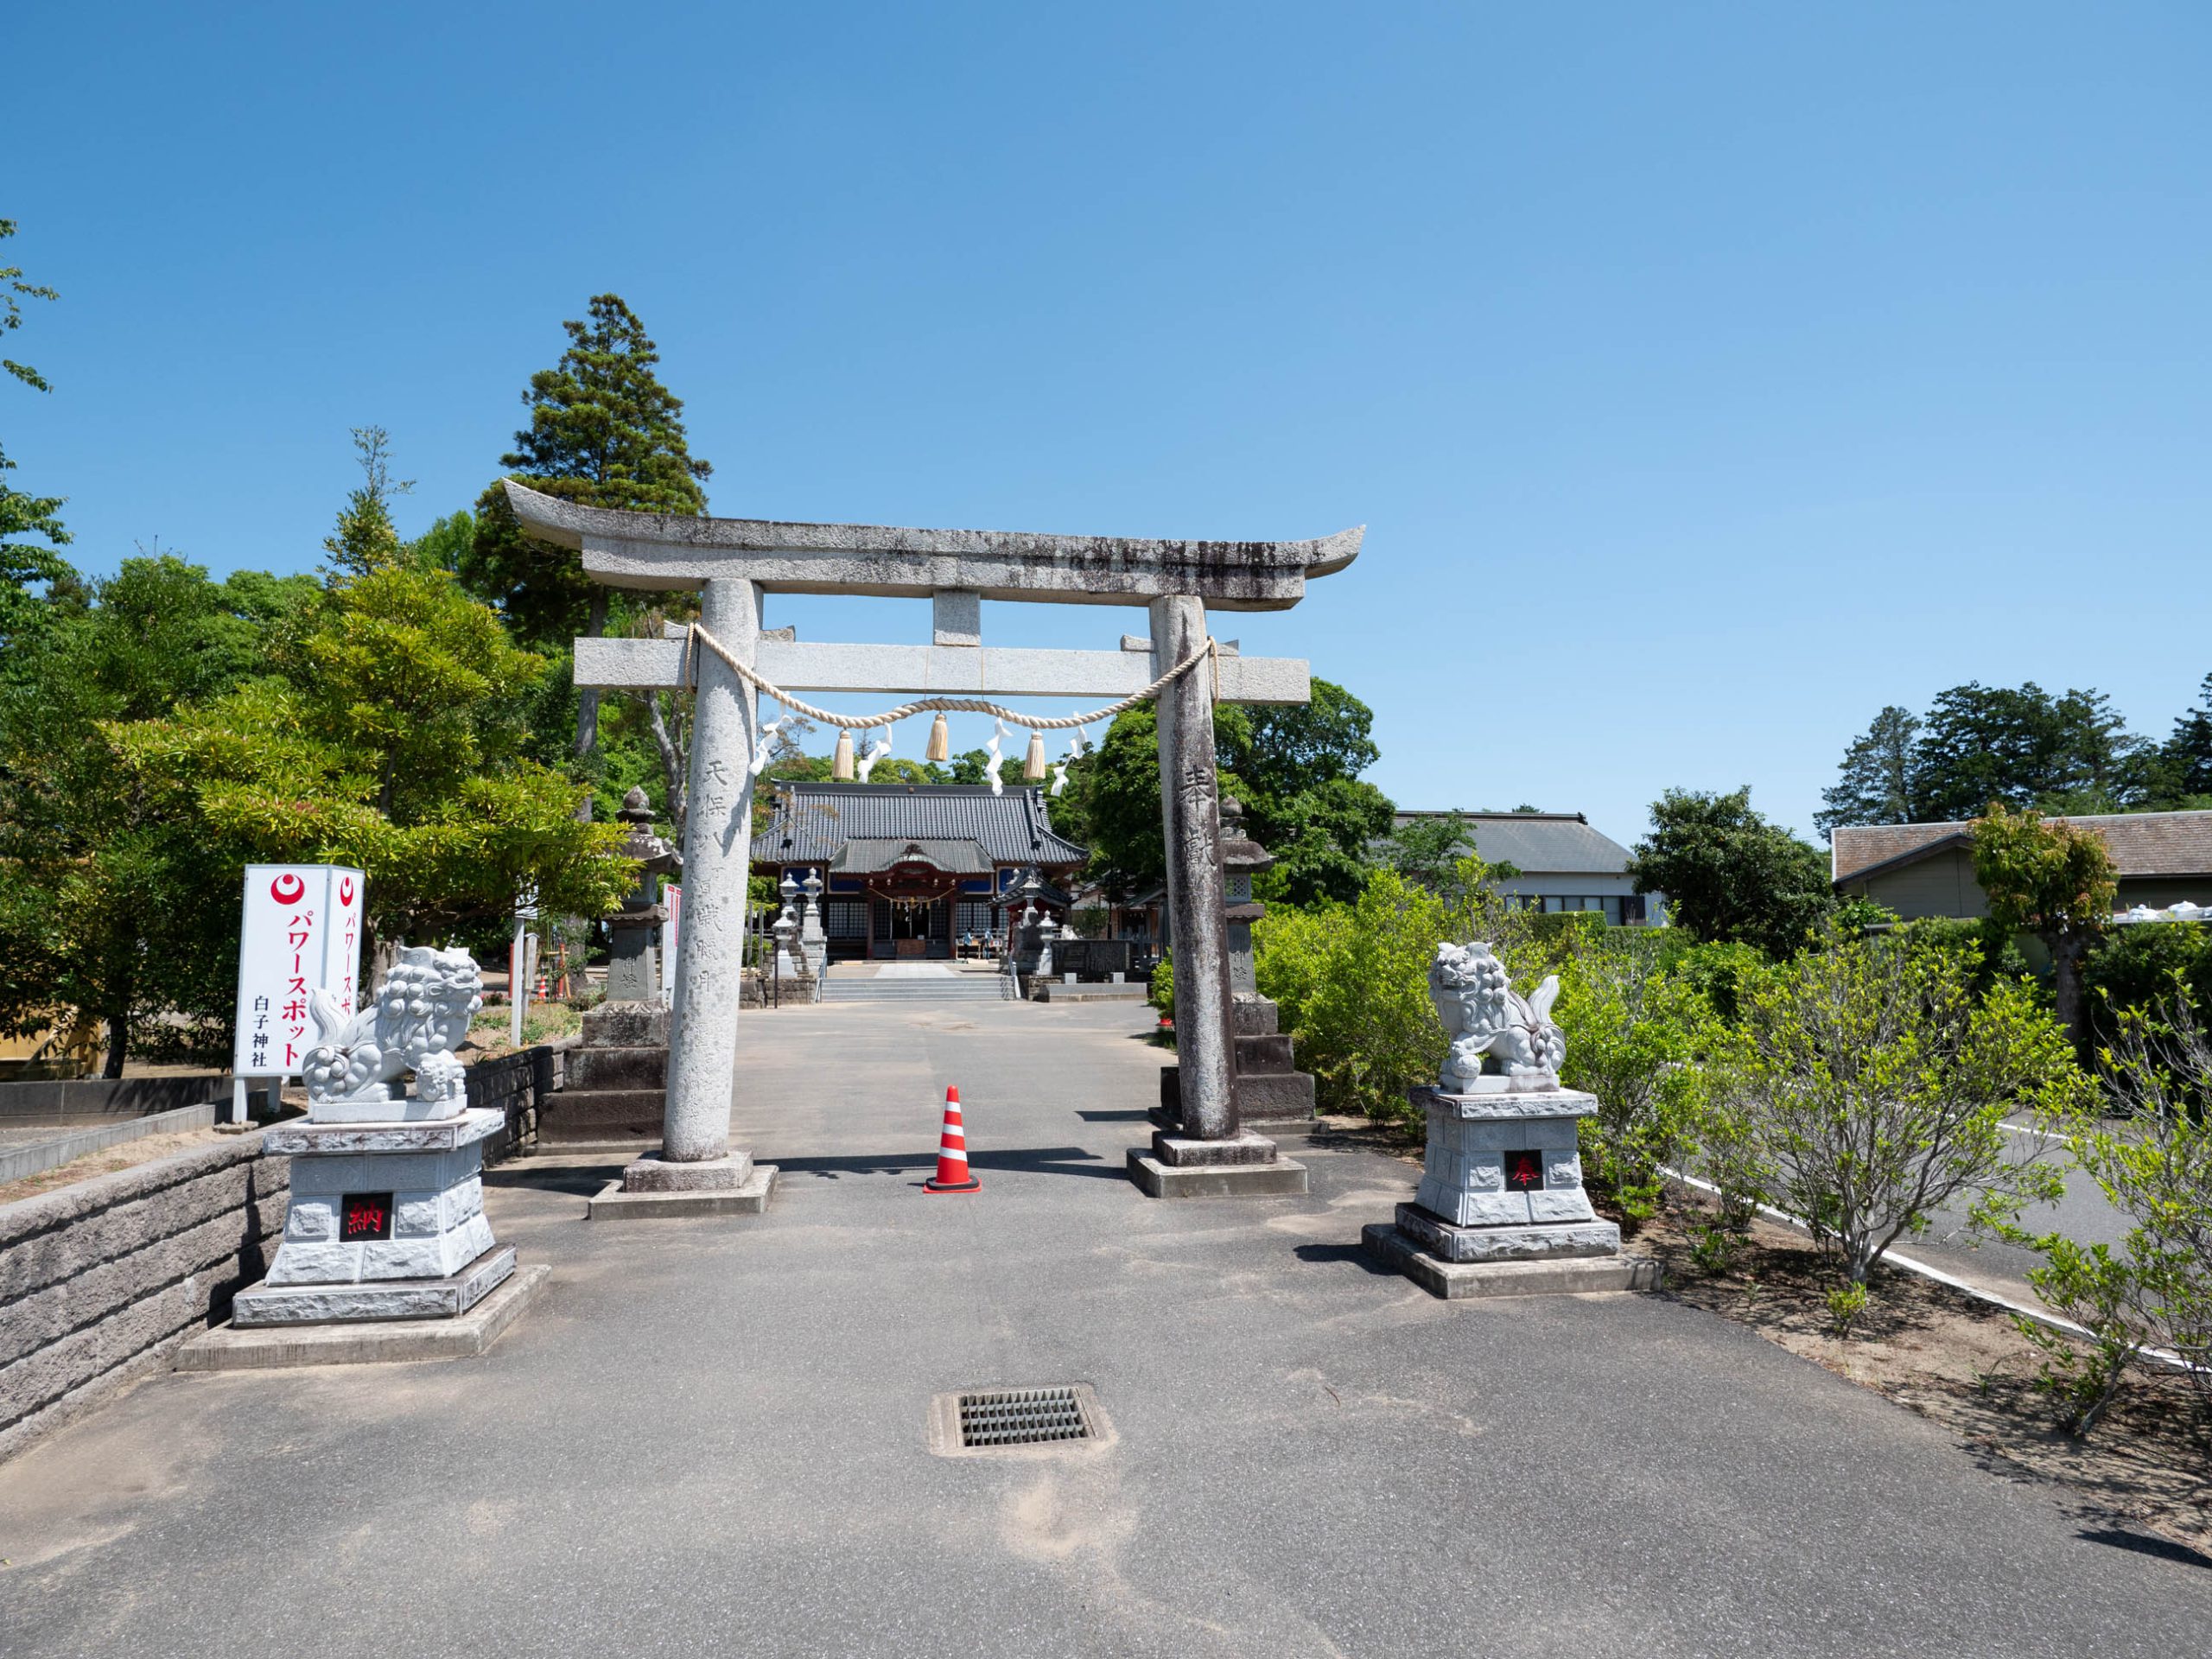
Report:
466,1042,569,1162
0,1134,288,1464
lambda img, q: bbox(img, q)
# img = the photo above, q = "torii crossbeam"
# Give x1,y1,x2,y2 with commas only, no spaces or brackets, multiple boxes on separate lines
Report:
507,480,1363,1207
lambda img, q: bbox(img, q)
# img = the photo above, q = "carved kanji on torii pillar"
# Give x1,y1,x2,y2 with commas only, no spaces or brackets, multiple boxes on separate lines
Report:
503,480,1362,1213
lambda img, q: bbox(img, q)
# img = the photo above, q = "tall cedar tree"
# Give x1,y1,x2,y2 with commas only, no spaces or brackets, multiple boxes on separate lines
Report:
321,426,414,575
461,295,711,769
1,219,70,646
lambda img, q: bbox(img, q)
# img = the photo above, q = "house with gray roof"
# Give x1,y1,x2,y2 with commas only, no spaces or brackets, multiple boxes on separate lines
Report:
1391,810,1662,925
1832,808,2212,919
752,781,1088,960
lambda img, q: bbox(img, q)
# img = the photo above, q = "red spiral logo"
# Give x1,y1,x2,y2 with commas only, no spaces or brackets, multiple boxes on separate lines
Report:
270,873,306,905
338,876,355,906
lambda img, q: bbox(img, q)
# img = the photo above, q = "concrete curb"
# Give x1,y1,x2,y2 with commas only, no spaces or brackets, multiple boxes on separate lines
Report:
0,1102,224,1185
173,1263,550,1370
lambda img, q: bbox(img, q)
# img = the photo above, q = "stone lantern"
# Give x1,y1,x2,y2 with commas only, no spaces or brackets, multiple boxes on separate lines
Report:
1155,797,1316,1131
539,787,681,1149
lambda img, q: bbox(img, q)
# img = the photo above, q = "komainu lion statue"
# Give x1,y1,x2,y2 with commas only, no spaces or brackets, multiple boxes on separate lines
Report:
302,944,483,1107
1427,940,1565,1092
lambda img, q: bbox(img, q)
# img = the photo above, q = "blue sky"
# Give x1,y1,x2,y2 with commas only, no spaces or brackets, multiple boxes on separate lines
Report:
10,3,2209,843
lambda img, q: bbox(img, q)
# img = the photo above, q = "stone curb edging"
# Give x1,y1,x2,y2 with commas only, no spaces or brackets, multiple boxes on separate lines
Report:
0,1101,225,1185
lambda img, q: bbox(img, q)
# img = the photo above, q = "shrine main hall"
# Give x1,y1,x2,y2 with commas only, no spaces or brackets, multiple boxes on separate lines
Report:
751,779,1086,961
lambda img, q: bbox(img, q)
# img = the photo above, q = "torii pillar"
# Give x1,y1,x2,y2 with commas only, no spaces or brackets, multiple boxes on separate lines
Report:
503,480,1361,1212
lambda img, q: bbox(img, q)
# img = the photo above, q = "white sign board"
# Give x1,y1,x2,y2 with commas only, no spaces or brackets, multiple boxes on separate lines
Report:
662,882,683,999
232,865,365,1077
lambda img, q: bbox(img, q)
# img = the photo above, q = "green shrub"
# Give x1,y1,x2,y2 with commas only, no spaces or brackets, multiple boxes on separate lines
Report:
2082,922,2212,1055
1705,925,2088,1285
1254,867,1523,1122
1903,915,2030,995
1551,945,1715,1223
2019,996,2212,1433
1148,953,1174,1018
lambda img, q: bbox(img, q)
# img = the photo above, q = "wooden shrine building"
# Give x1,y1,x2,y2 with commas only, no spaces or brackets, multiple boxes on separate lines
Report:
751,780,1087,961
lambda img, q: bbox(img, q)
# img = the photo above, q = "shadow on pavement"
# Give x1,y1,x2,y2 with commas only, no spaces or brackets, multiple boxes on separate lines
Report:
770,1145,1128,1182
1292,1242,1402,1276
2075,1528,2212,1570
484,1160,627,1196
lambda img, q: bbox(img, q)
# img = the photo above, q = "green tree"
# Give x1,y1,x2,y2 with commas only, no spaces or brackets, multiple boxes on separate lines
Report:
0,556,289,1072
408,508,475,574
1815,704,1919,840
460,294,712,769
111,563,634,970
1254,861,1517,1119
1626,787,1834,957
2143,673,2212,807
1,219,71,652
1972,802,2118,1048
321,426,414,575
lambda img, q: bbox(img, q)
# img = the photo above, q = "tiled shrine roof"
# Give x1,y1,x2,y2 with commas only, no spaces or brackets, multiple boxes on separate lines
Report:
833,838,995,875
754,782,1088,871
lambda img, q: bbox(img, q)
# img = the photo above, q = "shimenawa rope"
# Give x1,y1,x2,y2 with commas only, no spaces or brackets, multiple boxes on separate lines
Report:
683,622,1219,732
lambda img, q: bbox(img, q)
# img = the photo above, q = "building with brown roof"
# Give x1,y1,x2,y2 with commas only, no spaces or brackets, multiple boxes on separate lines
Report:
1831,809,2212,918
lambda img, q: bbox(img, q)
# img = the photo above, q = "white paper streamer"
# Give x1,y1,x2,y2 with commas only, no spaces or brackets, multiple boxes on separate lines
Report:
986,719,1008,797
747,715,788,781
855,725,893,783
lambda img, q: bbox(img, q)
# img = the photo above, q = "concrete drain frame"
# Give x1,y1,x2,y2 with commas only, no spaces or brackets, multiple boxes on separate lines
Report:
927,1383,1113,1459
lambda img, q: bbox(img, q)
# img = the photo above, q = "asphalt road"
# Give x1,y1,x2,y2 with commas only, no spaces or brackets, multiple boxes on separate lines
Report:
2,1000,2205,1656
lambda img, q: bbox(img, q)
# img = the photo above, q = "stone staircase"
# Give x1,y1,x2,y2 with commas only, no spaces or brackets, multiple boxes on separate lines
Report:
821,971,1014,1005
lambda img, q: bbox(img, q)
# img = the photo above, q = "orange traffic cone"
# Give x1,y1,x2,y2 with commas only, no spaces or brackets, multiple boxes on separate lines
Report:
925,1087,981,1193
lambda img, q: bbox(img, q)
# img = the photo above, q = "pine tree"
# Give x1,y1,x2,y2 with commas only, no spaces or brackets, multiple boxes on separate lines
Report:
461,294,712,767
2147,674,2212,806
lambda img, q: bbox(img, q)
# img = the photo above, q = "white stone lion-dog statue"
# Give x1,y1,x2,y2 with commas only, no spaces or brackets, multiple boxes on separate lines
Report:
301,944,483,1113
1427,940,1565,1093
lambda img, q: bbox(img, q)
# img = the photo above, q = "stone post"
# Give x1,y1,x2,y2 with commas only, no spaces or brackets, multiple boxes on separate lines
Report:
1128,600,1306,1197
605,575,778,1213
1149,594,1236,1140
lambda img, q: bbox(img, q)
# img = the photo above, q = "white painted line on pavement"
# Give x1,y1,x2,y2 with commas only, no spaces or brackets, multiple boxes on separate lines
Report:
1660,1168,2196,1375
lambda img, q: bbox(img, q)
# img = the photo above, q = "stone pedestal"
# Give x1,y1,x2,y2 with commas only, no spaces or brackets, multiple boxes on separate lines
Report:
1125,1127,1306,1198
539,1001,669,1148
1365,1084,1652,1298
237,1108,512,1326
588,1153,778,1219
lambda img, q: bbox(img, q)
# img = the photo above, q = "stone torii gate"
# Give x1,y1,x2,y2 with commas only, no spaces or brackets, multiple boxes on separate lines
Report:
504,480,1361,1211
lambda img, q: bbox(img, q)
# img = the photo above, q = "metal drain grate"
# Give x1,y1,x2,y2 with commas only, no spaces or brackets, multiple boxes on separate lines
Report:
958,1386,1090,1448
